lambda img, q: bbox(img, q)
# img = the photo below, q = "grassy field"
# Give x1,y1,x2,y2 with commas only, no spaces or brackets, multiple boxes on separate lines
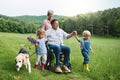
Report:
0,32,120,80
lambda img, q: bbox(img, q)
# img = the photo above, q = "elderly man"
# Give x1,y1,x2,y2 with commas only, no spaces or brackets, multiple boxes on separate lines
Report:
46,19,76,73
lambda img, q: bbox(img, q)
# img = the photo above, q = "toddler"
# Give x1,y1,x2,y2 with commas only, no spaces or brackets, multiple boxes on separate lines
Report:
34,29,47,70
75,30,93,71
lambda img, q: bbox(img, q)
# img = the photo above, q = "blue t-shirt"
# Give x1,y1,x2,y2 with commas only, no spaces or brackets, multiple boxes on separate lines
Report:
35,38,47,55
79,38,90,53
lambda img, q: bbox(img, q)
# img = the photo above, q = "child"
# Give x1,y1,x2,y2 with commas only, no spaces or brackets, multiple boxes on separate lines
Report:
75,30,93,71
34,29,47,70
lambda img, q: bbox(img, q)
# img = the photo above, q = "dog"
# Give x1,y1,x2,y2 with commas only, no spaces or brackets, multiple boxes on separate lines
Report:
15,48,31,73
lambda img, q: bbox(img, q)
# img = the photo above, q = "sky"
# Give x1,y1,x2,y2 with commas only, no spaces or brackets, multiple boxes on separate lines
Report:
0,0,120,16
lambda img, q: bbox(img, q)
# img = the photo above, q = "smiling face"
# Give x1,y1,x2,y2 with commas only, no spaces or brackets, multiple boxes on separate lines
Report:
51,19,59,30
53,21,59,30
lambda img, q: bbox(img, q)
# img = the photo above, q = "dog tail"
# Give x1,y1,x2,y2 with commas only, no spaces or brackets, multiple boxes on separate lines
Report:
18,45,29,54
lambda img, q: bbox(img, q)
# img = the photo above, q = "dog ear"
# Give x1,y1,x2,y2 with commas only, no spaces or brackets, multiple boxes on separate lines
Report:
22,54,29,64
25,54,29,59
15,56,18,62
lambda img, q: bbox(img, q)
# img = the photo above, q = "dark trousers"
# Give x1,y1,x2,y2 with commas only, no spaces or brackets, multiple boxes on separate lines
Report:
48,44,70,67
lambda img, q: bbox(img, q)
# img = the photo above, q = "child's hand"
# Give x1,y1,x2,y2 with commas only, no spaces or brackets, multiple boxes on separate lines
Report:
91,49,94,54
35,43,40,49
35,43,38,47
90,48,94,54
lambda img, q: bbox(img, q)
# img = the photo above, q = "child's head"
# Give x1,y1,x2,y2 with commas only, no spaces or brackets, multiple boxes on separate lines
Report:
82,30,91,39
36,29,46,39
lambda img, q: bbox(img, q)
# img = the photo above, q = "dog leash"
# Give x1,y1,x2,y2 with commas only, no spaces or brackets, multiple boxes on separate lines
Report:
30,52,35,57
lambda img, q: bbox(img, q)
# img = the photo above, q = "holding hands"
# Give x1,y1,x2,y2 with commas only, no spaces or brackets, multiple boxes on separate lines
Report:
71,31,77,36
67,30,77,39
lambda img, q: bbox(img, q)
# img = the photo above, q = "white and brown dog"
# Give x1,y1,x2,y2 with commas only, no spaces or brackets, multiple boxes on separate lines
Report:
15,48,31,73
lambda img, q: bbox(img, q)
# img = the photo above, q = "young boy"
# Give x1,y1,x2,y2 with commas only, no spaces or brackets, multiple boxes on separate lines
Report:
75,30,93,71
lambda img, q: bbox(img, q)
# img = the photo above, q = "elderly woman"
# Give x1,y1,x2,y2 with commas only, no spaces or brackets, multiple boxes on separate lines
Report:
41,10,54,31
46,19,76,73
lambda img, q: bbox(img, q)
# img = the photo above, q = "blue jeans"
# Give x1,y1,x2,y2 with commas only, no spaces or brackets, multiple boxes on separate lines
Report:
81,49,90,64
48,44,70,67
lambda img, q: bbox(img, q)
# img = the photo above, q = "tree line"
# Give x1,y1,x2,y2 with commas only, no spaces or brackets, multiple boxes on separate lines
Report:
0,7,120,37
0,14,39,33
13,15,65,24
59,7,120,37
0,14,67,34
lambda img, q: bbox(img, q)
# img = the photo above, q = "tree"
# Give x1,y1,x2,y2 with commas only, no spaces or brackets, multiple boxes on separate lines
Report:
114,19,120,37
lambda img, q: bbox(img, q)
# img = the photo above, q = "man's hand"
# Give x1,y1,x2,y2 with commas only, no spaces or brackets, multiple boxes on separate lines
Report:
72,31,77,36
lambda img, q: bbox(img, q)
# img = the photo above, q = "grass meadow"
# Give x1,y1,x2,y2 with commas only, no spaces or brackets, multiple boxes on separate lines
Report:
0,32,120,80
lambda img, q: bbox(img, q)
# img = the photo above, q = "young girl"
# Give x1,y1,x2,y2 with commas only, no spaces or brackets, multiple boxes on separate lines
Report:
75,30,93,71
34,29,47,70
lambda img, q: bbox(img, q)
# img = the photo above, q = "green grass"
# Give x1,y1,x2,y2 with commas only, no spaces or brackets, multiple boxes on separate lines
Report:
0,32,120,80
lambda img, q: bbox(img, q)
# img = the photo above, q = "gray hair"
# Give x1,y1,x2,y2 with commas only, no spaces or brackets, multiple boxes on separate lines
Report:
47,10,54,16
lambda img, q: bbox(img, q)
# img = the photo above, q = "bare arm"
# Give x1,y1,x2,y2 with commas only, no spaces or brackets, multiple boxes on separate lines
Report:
67,31,76,39
74,31,80,42
35,43,38,47
75,35,80,42
41,20,46,31
90,47,93,53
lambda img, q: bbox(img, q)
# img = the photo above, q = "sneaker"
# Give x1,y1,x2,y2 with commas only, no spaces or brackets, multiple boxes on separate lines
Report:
55,66,62,73
63,65,71,73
